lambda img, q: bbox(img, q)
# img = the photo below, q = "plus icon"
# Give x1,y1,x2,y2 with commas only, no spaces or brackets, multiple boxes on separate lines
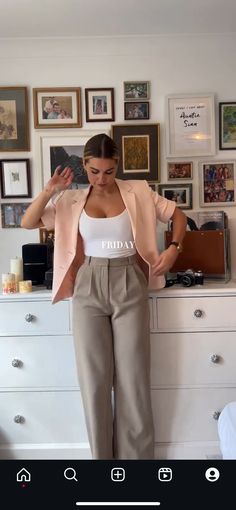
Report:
111,467,125,482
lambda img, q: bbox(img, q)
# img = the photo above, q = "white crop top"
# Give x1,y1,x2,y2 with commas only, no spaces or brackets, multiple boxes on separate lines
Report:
79,208,136,258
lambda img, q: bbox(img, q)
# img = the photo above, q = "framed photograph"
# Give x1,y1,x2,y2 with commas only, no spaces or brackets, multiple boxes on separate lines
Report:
40,130,110,187
0,87,29,151
148,182,158,192
167,161,193,180
39,227,55,243
0,159,31,198
199,161,236,206
166,93,216,157
1,202,29,228
33,88,82,128
219,102,236,150
111,124,160,181
124,102,149,120
85,88,114,122
158,183,193,209
123,81,150,101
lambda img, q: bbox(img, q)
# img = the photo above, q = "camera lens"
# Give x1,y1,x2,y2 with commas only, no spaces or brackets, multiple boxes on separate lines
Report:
181,274,193,287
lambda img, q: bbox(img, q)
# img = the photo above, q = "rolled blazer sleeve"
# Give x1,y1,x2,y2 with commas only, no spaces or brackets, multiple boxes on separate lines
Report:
144,180,176,223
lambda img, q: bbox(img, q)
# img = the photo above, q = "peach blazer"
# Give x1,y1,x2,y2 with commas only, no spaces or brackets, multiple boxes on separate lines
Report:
41,178,176,304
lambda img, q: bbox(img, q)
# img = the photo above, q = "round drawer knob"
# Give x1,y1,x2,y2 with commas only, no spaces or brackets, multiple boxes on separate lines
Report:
25,313,35,323
210,354,220,364
12,358,22,368
213,411,221,421
14,415,25,424
194,309,203,318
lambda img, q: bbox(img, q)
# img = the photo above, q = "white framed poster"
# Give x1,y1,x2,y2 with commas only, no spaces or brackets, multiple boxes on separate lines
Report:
166,93,216,157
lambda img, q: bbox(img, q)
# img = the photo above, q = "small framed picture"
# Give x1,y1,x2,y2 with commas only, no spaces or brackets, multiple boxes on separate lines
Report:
148,182,158,192
124,81,150,101
0,159,31,198
33,88,82,128
85,88,115,122
0,87,29,151
1,202,29,228
219,102,236,150
199,161,236,206
167,161,193,180
158,183,193,209
111,123,160,181
124,102,149,120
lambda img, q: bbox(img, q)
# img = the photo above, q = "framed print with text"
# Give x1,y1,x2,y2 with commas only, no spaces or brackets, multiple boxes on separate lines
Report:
166,93,215,157
0,87,29,151
111,124,160,181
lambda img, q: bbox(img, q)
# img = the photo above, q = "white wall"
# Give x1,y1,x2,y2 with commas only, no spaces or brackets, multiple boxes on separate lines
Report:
1,33,236,277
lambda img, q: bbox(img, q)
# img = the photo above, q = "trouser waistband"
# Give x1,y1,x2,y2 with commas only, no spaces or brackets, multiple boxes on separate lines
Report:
83,254,137,266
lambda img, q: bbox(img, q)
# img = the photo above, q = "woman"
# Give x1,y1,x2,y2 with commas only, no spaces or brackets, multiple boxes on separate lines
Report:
21,134,186,460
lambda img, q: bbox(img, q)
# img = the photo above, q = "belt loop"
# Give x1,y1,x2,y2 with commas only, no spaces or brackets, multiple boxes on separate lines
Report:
89,256,91,264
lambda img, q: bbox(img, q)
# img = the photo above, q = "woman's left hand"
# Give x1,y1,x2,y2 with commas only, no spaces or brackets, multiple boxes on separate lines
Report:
151,246,179,276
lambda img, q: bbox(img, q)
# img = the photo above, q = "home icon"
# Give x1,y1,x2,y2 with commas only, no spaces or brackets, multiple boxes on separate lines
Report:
16,468,31,482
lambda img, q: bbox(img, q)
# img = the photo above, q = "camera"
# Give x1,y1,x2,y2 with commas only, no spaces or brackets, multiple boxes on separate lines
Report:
176,269,204,287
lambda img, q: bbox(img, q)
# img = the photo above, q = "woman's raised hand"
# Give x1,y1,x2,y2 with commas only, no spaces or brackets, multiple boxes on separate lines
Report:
44,165,74,195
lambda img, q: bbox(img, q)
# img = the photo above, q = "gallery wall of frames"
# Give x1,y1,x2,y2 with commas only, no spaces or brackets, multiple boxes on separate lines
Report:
1,83,236,230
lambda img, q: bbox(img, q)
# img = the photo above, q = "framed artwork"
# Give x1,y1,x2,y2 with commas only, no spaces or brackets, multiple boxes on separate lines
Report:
0,159,31,198
40,130,110,187
199,161,235,206
148,182,158,192
166,93,216,157
39,227,55,243
123,81,150,101
111,124,160,181
124,102,149,120
33,88,82,128
1,202,29,228
158,183,193,209
85,88,114,122
219,102,236,150
0,87,29,151
167,161,193,180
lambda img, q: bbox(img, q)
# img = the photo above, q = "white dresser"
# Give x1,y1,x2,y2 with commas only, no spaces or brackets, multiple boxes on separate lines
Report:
0,288,90,460
149,281,236,459
1,283,236,459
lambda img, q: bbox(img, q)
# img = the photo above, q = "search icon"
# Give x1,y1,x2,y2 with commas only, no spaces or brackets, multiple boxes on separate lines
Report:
64,467,78,482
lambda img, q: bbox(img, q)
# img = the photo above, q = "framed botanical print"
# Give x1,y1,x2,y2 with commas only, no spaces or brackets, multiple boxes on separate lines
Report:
0,87,29,151
219,102,236,149
0,159,31,198
33,87,82,128
111,124,160,181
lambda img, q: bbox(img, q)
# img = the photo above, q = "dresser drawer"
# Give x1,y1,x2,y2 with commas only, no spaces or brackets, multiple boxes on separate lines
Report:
0,300,71,336
0,391,87,444
151,331,236,387
152,387,236,443
156,296,236,331
0,336,78,388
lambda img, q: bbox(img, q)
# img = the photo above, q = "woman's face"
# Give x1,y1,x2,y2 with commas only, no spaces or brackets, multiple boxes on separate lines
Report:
84,157,118,190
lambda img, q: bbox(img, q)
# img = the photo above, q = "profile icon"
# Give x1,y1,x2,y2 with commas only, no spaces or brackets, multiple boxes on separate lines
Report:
205,467,220,482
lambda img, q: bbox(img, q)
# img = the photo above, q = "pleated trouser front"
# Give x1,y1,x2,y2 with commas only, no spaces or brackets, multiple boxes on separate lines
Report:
72,253,155,459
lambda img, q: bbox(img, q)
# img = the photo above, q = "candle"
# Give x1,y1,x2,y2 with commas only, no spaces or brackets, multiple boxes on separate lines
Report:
19,280,32,293
10,257,23,292
2,273,17,294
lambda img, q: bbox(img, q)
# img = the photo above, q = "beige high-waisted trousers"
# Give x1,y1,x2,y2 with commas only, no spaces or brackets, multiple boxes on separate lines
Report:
72,253,155,459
